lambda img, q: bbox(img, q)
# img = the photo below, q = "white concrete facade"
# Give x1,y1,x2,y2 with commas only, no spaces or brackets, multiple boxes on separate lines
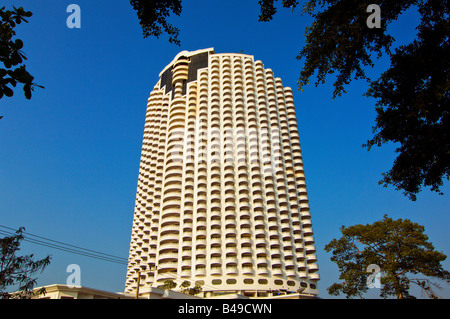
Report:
125,48,319,298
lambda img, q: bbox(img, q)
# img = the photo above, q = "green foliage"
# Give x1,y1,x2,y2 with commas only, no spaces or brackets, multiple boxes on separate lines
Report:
179,280,191,290
160,279,203,296
0,227,51,299
257,0,299,22
364,1,450,200
325,215,450,299
129,0,182,46
0,6,43,111
179,280,203,296
295,0,410,98
257,0,449,200
162,279,177,290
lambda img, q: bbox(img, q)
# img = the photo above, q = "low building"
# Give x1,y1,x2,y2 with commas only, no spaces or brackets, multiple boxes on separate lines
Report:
26,284,319,299
29,284,200,299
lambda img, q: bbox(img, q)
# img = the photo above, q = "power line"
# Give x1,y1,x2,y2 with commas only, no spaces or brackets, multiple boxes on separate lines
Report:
0,224,127,261
0,229,128,265
0,225,128,266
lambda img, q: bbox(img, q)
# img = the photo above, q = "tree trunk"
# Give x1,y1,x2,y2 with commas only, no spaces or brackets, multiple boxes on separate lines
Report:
393,273,403,299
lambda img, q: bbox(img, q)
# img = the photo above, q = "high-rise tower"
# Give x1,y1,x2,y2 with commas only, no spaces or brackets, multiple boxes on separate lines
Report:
125,48,319,298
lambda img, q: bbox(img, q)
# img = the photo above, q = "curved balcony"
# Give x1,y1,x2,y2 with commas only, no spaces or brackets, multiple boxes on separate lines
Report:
225,255,238,265
195,267,207,277
167,114,186,128
157,261,178,272
210,266,222,276
239,227,252,238
168,99,186,112
286,268,297,278
256,259,269,271
180,268,191,278
161,200,181,212
306,254,317,263
303,236,315,244
160,224,180,237
309,272,320,281
225,243,237,254
167,119,185,132
159,232,179,243
308,262,319,273
159,215,180,227
158,251,179,263
195,228,207,238
210,237,221,246
224,220,237,232
210,255,222,265
172,63,189,83
164,160,183,173
302,227,314,236
242,266,254,276
225,266,238,276
272,267,283,277
210,219,221,230
270,241,281,251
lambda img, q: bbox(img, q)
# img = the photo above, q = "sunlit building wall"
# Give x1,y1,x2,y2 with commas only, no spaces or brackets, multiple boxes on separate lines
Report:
125,48,319,298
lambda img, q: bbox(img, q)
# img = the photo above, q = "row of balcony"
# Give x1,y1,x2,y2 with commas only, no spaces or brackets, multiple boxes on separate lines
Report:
155,263,316,279
132,242,316,260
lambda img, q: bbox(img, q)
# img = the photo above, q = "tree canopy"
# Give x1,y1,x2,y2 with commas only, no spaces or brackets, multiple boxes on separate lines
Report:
0,227,51,299
363,0,449,200
0,6,42,109
259,0,449,201
129,0,182,45
161,279,203,296
325,215,450,299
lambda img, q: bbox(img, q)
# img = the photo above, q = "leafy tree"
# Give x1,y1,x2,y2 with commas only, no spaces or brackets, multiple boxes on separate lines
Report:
363,1,449,200
129,0,449,201
188,283,203,296
129,0,182,46
179,280,203,296
162,279,177,290
325,215,450,299
160,279,203,296
0,227,51,299
258,0,449,201
179,280,191,294
0,5,43,113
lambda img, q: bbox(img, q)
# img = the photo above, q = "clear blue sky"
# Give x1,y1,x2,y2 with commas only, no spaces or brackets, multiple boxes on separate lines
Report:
1,0,449,298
